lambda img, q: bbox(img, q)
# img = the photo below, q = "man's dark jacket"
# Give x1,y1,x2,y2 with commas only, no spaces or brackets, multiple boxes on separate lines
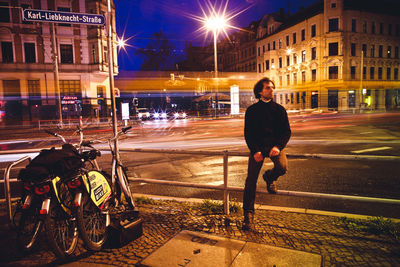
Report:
244,100,291,156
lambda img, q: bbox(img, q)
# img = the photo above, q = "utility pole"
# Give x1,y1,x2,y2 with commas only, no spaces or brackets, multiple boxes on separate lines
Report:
106,0,119,160
359,50,364,111
51,23,63,127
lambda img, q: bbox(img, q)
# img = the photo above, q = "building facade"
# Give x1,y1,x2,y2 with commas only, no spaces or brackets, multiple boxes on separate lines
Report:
0,0,117,124
256,0,400,111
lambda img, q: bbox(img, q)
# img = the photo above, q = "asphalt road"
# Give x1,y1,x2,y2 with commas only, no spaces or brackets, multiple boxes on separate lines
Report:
1,112,400,218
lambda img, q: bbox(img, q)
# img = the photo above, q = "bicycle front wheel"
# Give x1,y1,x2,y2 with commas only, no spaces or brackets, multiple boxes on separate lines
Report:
44,200,78,259
117,166,135,209
76,192,108,251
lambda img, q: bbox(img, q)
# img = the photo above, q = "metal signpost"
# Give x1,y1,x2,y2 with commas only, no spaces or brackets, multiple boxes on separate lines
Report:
21,9,105,128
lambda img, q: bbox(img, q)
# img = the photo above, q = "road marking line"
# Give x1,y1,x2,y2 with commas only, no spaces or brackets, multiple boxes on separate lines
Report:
351,146,392,154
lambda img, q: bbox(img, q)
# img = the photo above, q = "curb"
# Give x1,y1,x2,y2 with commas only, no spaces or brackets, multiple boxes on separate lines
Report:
132,193,400,223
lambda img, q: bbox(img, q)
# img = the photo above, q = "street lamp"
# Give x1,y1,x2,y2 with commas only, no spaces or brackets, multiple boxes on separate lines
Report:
205,15,227,117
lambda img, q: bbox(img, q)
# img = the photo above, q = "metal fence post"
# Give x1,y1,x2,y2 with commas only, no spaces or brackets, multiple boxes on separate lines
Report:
223,150,229,215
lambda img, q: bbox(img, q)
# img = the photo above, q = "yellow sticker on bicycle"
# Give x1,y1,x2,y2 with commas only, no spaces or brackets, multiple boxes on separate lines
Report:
82,171,112,207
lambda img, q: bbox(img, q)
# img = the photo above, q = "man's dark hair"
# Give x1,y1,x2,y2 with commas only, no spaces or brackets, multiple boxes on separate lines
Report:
253,77,275,99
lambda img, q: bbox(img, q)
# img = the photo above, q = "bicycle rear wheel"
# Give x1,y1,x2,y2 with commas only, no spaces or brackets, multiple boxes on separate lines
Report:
76,192,108,251
117,165,135,209
16,205,42,253
44,200,78,259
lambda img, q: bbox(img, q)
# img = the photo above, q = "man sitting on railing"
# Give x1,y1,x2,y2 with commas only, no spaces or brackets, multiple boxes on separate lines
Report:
242,77,291,231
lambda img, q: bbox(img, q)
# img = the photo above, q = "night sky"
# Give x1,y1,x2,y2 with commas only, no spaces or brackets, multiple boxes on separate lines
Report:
114,0,319,71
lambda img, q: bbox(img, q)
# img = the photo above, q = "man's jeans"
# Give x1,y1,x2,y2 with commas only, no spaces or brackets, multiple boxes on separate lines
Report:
243,150,288,213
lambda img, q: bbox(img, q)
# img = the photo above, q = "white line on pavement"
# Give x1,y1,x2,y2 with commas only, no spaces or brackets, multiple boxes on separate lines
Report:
351,146,392,154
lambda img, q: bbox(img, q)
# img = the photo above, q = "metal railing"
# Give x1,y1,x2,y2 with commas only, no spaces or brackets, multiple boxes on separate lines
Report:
3,148,400,222
3,156,31,224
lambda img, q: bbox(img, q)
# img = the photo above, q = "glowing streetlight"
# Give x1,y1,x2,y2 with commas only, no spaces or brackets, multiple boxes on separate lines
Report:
117,37,126,49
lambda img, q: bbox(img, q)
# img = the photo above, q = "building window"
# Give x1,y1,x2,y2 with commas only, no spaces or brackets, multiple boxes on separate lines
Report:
378,67,383,80
279,39,282,49
286,74,290,85
279,57,282,68
351,19,356,32
57,7,71,27
258,64,261,73
302,50,306,62
371,22,375,34
363,66,366,80
273,41,276,50
265,60,269,70
331,2,336,8
280,94,283,103
378,45,383,57
24,43,36,63
351,43,356,56
293,73,297,84
394,68,398,80
312,69,316,81
351,66,356,79
370,45,375,58
290,93,294,104
301,29,305,41
293,53,297,64
387,46,392,58
380,23,384,34
387,68,391,80
263,45,265,53
0,2,10,22
286,55,290,66
362,21,367,33
311,47,316,60
388,24,392,35
362,44,367,57
370,67,375,80
28,80,41,102
267,43,270,51
1,42,13,63
293,33,296,44
279,76,282,86
296,92,300,103
258,47,260,56
329,66,338,79
395,46,399,58
60,80,81,96
311,24,316,37
329,42,338,56
60,44,73,64
286,35,289,46
329,18,339,32
302,71,306,83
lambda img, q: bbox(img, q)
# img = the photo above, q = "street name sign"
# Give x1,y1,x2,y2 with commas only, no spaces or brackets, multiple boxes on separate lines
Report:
22,9,105,26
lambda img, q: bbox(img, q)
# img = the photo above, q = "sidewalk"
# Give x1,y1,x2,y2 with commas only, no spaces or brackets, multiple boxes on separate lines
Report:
1,195,399,266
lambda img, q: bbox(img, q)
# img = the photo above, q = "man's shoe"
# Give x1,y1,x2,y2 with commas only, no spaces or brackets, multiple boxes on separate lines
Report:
263,171,278,194
266,180,278,194
242,211,254,231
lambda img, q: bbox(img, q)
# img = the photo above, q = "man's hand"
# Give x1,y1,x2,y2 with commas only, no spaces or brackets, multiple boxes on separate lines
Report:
269,146,280,157
253,152,264,162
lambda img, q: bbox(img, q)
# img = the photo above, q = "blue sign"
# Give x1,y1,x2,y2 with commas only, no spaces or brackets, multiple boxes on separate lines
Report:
22,9,105,26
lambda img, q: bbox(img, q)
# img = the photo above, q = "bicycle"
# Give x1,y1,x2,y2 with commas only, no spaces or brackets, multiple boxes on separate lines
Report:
50,126,136,251
15,146,80,259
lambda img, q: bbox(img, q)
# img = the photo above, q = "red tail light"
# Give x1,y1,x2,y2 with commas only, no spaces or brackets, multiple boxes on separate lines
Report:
23,183,32,191
67,179,81,189
34,184,50,195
